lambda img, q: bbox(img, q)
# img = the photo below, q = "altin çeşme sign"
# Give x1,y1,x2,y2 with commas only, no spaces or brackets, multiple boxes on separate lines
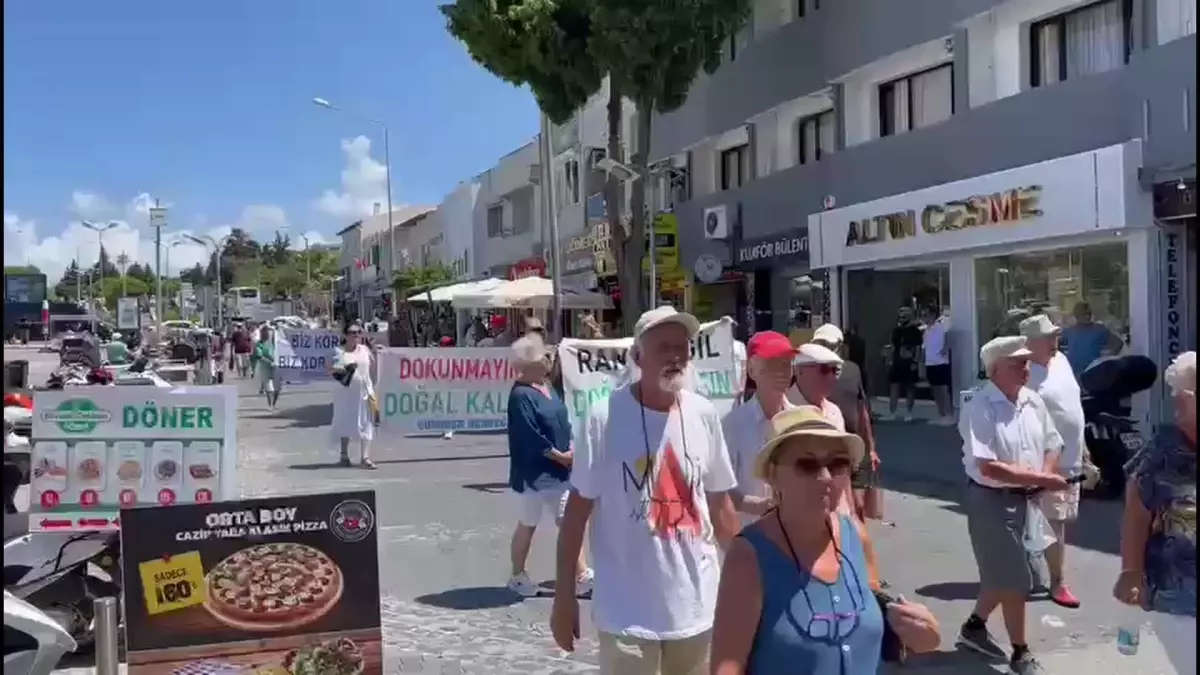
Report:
845,186,1043,247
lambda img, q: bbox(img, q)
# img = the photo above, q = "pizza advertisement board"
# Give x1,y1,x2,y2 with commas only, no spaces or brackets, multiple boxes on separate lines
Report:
29,387,238,532
120,490,383,675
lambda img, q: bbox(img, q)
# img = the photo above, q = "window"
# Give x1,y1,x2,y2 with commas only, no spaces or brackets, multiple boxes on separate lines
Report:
797,110,836,165
486,204,504,238
1158,0,1196,44
558,158,580,206
879,64,954,137
1031,0,1131,87
975,242,1131,350
719,144,750,191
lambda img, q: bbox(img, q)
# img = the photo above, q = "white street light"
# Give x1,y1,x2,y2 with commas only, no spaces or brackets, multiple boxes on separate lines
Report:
185,234,231,327
81,220,119,296
312,95,396,318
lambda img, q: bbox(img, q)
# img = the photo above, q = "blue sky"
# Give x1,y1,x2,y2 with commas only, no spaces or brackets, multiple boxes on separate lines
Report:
3,0,539,281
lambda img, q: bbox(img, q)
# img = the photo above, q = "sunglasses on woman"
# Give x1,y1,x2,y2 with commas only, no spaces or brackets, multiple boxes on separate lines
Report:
777,454,855,476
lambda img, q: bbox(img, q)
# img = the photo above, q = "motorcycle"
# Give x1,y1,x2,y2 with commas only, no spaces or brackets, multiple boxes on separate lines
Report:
3,590,77,675
1078,354,1159,500
4,427,121,651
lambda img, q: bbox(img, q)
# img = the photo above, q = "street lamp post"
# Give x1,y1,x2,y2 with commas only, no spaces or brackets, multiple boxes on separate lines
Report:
81,220,119,302
313,96,396,319
167,240,187,319
185,234,231,328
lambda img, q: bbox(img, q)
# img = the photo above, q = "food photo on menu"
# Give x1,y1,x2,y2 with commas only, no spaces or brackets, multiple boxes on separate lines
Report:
119,490,383,675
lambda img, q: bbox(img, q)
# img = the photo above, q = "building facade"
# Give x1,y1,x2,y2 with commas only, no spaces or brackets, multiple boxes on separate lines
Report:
472,140,548,280
650,0,1195,424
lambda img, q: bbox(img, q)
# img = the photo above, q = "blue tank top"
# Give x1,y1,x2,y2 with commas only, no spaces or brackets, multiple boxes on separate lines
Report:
741,515,884,675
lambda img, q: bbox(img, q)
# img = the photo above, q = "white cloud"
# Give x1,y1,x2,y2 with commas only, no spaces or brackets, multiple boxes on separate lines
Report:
4,193,231,284
237,203,289,233
312,135,392,221
286,230,332,251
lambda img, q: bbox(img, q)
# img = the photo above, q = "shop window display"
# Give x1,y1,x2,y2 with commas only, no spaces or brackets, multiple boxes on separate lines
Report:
788,273,828,340
975,242,1130,352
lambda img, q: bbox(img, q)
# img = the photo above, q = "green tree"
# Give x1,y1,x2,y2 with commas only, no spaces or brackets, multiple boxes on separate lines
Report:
441,0,748,323
89,245,120,279
4,265,42,275
393,262,456,301
53,260,84,300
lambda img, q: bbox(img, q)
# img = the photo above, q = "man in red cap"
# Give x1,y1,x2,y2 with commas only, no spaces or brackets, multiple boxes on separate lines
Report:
720,331,797,525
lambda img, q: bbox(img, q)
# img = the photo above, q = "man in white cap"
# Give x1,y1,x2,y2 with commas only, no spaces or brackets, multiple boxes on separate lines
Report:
957,335,1071,675
552,306,740,675
788,341,847,432
812,324,880,521
1020,313,1084,609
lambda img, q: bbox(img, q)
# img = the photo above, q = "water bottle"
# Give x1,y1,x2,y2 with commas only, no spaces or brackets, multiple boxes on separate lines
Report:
1115,606,1141,656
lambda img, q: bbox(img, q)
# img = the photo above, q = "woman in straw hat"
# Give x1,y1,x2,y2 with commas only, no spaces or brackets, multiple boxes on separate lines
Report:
710,407,939,674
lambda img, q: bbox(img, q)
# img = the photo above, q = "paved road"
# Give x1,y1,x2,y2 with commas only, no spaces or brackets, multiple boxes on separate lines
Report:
29,357,1177,674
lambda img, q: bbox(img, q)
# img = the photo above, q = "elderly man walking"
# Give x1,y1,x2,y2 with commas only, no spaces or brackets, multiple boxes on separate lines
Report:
1020,314,1085,608
552,307,740,675
957,336,1071,675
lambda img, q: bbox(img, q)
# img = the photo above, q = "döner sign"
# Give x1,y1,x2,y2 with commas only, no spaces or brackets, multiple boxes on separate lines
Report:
845,186,1043,247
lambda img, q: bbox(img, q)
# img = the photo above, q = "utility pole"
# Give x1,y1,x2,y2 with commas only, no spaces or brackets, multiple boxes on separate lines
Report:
539,112,564,337
149,200,168,340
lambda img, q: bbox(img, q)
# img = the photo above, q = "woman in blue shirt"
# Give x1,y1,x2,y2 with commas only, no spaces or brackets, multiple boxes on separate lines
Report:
1115,351,1196,674
505,335,593,599
711,406,940,674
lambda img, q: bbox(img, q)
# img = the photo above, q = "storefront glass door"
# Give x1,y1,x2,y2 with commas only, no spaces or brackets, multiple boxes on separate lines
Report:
845,265,951,398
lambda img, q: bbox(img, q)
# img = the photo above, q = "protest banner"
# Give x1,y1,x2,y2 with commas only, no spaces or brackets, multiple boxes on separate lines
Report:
29,386,238,532
376,348,515,434
557,317,742,441
120,490,383,674
274,327,341,383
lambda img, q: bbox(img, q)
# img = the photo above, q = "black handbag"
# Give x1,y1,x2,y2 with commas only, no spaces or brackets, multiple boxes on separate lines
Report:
332,362,357,387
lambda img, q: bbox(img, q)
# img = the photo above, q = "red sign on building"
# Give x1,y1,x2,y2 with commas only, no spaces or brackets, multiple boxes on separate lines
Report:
508,257,547,280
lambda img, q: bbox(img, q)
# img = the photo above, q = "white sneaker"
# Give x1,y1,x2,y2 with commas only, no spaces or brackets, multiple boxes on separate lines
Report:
442,431,455,440
506,571,540,598
576,568,595,598
934,416,957,426
903,414,915,423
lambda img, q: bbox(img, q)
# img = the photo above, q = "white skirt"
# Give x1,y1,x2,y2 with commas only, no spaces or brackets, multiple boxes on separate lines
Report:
330,381,374,442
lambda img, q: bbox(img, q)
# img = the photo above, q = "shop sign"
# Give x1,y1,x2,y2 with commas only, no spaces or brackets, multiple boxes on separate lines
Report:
120,490,383,674
736,230,809,269
1161,227,1187,360
643,213,680,274
845,185,1043,247
508,257,546,280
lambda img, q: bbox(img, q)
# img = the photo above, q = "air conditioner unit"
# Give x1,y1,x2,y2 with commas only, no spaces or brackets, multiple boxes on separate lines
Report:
703,205,729,240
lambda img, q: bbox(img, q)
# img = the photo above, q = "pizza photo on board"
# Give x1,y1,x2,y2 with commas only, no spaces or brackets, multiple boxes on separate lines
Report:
119,491,382,675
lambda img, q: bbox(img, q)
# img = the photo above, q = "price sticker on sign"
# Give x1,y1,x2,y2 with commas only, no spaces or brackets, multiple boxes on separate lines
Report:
138,551,207,615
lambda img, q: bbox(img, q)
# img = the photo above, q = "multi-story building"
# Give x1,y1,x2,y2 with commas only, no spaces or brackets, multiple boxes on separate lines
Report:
336,205,438,320
652,0,1195,424
434,181,480,280
472,140,548,280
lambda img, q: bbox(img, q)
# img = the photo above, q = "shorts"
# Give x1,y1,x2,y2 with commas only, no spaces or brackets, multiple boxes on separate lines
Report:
964,482,1032,594
889,360,918,385
598,630,710,675
925,363,952,388
1041,481,1081,522
516,485,569,527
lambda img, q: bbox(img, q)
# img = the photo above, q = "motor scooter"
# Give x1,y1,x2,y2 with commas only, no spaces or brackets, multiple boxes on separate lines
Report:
4,429,121,651
3,590,78,675
1078,354,1159,500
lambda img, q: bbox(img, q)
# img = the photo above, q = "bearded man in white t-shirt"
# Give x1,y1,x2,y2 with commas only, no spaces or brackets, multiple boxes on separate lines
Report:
552,306,740,675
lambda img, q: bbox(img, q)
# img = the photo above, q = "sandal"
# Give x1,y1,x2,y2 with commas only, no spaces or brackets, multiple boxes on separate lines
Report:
361,458,377,470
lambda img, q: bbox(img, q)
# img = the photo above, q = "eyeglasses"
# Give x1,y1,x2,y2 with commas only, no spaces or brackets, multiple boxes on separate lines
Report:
798,549,868,643
779,455,855,476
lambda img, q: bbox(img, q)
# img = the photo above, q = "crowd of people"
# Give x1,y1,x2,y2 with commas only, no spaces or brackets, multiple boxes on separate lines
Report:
501,305,1196,675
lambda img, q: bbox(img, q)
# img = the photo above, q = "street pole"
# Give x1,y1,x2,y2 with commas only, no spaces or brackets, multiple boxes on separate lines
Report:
149,202,168,340
647,170,658,308
382,124,397,320
539,112,564,337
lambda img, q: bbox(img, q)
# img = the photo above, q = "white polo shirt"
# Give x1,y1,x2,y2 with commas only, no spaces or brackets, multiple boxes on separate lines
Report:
721,396,794,525
960,382,1063,488
1028,352,1086,472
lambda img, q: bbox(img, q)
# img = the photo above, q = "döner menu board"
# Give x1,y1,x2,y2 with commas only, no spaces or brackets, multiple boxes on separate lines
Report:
120,490,383,675
29,387,237,531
